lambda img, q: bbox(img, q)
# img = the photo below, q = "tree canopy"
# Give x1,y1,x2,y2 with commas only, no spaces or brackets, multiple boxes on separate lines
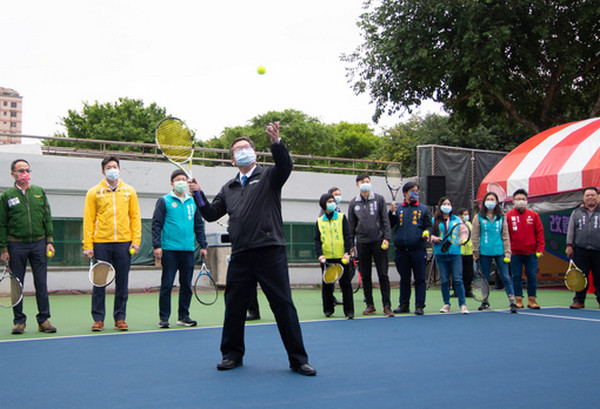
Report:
345,0,600,134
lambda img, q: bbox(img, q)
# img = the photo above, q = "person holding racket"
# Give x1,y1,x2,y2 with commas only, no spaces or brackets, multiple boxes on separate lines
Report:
0,159,56,335
189,122,316,376
152,169,208,329
429,197,470,314
566,186,600,309
472,192,518,313
83,156,141,331
348,174,394,317
388,181,431,315
506,189,545,309
314,193,354,319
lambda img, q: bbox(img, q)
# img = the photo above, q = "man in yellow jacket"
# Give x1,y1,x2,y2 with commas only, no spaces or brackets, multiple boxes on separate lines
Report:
83,156,141,332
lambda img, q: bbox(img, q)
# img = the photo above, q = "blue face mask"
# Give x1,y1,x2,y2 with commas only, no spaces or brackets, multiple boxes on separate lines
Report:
326,202,337,212
409,191,420,202
334,195,342,204
440,205,452,214
105,168,119,181
359,183,371,193
234,148,256,166
485,201,497,210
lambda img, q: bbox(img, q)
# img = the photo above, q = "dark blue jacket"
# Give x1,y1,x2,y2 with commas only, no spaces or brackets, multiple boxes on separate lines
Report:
389,200,432,250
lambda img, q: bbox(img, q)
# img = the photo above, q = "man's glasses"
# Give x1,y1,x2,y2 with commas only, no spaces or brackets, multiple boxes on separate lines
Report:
15,169,31,174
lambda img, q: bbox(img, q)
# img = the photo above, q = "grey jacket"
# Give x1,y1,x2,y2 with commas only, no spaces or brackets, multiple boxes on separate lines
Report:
348,192,392,245
566,206,600,251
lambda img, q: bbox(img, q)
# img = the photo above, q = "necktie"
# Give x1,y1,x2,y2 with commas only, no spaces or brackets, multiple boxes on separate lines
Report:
241,175,247,186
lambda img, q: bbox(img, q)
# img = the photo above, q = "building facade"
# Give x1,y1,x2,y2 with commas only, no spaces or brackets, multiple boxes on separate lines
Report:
0,87,22,143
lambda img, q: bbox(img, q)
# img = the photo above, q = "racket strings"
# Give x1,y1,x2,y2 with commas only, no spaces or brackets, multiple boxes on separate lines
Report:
91,263,115,287
156,120,194,162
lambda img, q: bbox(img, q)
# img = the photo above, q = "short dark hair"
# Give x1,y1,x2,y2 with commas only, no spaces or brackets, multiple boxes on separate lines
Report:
513,189,528,198
170,169,188,182
402,181,419,193
356,173,370,183
10,159,29,172
319,193,335,211
328,186,341,195
582,186,599,195
101,156,120,170
457,208,469,216
229,137,255,157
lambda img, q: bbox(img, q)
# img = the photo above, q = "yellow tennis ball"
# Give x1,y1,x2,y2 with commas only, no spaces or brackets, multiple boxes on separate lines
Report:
503,257,510,263
257,65,266,75
46,251,52,257
381,243,388,250
422,231,430,237
129,248,135,255
536,252,541,258
342,258,348,265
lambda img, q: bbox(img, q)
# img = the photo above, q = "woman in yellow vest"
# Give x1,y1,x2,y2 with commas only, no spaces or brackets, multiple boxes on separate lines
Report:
458,208,474,298
314,193,354,319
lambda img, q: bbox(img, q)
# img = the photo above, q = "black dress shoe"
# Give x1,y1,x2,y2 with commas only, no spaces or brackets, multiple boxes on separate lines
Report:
414,306,424,315
346,313,354,320
245,313,261,321
217,358,243,370
291,363,317,376
393,304,409,313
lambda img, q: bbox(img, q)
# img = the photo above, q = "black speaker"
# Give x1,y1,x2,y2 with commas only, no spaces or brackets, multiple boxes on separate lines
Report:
426,175,446,206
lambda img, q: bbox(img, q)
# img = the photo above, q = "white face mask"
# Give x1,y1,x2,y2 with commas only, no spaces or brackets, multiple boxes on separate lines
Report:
514,199,527,210
234,148,256,166
105,168,119,181
440,205,452,214
485,201,497,210
462,215,470,222
173,180,188,193
359,183,371,193
334,195,342,204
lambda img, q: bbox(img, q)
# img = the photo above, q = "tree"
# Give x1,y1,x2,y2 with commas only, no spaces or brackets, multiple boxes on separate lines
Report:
331,122,380,159
345,0,600,135
51,98,168,151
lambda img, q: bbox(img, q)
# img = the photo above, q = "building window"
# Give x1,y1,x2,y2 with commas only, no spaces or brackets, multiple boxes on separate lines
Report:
2,101,7,106
10,111,17,117
10,122,17,127
10,102,17,108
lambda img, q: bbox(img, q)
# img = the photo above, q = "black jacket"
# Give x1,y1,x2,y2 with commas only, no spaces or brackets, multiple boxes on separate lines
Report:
198,141,292,254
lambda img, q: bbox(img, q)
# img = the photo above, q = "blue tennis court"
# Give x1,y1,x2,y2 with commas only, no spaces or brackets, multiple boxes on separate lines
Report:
1,307,598,409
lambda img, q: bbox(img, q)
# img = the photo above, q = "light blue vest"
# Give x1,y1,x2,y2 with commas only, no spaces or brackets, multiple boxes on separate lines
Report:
432,215,462,256
477,214,504,256
161,193,197,251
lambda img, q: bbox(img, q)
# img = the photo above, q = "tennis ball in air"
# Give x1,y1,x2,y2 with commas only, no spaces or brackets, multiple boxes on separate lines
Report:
129,248,135,255
257,65,266,75
503,257,510,263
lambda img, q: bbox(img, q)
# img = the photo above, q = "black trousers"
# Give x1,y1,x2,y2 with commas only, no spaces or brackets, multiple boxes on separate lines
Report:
91,242,131,322
321,258,354,316
8,239,50,325
220,246,308,367
357,241,391,308
573,247,600,304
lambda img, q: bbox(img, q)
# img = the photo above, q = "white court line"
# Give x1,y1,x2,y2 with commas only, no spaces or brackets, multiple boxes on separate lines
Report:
500,308,600,323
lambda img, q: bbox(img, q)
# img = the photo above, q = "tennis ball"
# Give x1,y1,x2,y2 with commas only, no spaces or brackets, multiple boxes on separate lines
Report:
536,252,541,258
46,251,52,257
342,258,348,265
129,248,135,255
503,257,510,263
257,65,266,75
422,231,430,238
381,243,388,250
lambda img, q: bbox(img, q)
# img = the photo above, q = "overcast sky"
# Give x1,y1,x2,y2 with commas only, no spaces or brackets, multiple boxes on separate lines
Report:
2,0,441,142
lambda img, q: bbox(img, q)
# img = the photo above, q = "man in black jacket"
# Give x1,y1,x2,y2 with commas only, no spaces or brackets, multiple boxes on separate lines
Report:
190,121,316,376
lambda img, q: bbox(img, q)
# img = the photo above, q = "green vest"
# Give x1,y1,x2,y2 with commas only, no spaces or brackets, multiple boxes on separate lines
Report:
461,220,473,256
318,212,345,259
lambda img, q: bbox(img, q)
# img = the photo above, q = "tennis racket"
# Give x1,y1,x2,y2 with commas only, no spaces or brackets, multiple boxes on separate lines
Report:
0,264,23,308
155,117,204,206
193,257,218,306
487,182,507,210
472,260,490,302
348,256,362,294
88,258,116,288
564,259,587,292
322,261,343,284
440,220,471,253
385,164,402,204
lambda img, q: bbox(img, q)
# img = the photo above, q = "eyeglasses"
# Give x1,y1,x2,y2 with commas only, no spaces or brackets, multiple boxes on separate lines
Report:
15,169,31,174
232,145,252,154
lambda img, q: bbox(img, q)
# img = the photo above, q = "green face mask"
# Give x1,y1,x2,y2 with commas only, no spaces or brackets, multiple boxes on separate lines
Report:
173,180,188,193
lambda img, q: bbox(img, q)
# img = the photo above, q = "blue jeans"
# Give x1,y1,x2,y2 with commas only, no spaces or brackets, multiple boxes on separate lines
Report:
479,255,514,298
159,250,195,321
435,254,466,306
91,242,131,322
510,254,538,297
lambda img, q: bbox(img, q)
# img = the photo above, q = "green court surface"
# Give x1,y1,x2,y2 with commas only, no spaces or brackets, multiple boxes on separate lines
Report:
0,286,582,341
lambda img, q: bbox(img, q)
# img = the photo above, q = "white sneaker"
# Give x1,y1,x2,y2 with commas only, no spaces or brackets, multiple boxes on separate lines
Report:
440,304,451,313
460,305,470,314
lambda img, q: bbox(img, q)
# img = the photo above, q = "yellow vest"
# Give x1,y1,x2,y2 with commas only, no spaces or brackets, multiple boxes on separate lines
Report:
317,212,345,259
461,220,473,256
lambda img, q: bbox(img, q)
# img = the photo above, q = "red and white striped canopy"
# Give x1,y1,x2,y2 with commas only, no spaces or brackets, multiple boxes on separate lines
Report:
478,117,600,201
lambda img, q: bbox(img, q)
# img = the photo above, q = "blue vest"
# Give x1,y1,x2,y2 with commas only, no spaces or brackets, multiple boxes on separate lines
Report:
161,193,197,251
477,214,504,256
432,215,462,256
